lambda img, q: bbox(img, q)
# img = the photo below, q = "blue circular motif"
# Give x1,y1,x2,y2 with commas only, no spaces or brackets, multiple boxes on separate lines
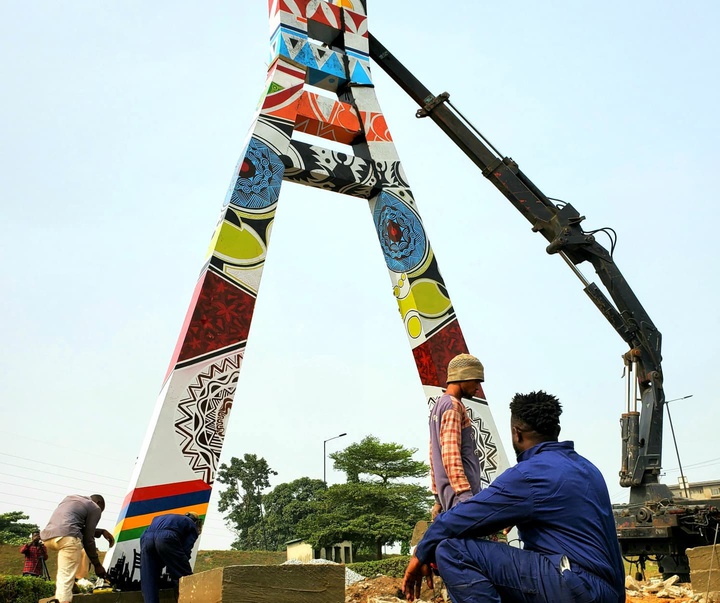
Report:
373,191,427,273
230,138,285,210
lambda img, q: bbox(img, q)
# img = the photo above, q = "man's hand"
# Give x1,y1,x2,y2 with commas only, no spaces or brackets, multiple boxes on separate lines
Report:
431,502,442,520
100,529,115,547
402,555,434,602
93,561,108,579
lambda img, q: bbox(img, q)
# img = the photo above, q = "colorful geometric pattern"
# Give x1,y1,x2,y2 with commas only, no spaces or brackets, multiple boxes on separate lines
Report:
113,480,212,544
106,0,508,577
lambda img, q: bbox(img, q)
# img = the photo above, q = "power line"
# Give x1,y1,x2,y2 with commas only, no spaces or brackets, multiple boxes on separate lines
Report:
0,461,128,490
0,478,125,504
0,431,134,465
0,452,129,485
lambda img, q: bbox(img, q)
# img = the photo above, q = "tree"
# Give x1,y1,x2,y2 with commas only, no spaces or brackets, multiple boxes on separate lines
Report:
298,481,432,559
300,436,433,559
253,477,326,550
0,511,39,545
216,454,277,550
329,436,429,485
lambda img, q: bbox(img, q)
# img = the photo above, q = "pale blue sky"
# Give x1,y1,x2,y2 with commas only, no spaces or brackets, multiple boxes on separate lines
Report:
1,1,718,550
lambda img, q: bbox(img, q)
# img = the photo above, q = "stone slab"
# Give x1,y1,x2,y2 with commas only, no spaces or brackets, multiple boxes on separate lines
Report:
40,589,175,602
687,545,720,592
179,564,344,603
411,521,430,547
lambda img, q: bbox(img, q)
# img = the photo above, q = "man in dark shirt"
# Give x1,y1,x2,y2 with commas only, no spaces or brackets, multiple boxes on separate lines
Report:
140,512,202,603
40,494,114,603
20,530,48,577
403,390,625,603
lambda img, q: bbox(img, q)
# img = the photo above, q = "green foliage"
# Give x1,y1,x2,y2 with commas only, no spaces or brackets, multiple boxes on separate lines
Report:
217,454,277,550
0,513,39,546
329,436,429,485
297,481,433,559
0,575,54,603
348,556,412,579
253,477,326,550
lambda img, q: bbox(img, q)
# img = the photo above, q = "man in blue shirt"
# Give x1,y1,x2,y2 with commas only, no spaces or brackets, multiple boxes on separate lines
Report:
140,512,202,603
403,390,625,603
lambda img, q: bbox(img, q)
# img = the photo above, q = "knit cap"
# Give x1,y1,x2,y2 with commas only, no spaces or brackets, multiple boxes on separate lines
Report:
447,354,484,383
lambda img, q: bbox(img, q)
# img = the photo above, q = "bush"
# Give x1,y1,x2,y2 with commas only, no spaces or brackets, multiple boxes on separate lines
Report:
0,575,55,603
348,556,412,579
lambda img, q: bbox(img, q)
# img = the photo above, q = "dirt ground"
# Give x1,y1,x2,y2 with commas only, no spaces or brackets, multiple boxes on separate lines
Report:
344,575,696,603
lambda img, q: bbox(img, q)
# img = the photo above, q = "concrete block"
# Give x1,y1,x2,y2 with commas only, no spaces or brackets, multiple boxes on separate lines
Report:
687,545,720,592
40,589,175,603
411,521,430,547
179,564,345,603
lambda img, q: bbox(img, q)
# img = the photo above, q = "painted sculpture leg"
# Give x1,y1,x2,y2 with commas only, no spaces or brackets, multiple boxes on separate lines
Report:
106,0,509,581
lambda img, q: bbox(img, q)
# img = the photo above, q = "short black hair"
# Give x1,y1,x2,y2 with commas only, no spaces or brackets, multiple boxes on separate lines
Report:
509,391,562,439
90,494,106,511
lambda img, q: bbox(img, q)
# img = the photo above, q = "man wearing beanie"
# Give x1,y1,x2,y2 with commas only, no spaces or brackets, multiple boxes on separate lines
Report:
429,353,485,516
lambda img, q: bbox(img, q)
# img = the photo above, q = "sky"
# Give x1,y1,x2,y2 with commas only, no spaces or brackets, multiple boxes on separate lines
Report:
1,1,719,551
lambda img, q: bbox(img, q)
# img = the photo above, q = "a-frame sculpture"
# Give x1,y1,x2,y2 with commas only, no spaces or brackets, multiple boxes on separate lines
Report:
105,0,509,577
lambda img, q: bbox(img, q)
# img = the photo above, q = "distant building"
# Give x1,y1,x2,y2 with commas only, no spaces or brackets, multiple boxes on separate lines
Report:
668,478,720,501
285,538,353,564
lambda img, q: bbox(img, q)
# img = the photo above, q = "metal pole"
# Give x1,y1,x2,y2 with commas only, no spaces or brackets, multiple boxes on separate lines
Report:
665,395,693,498
323,432,347,485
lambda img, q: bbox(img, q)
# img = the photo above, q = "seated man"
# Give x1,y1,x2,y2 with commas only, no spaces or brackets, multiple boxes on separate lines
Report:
403,391,625,603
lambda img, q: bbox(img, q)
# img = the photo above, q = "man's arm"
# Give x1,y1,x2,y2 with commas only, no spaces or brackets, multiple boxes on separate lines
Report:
94,528,116,548
82,504,107,577
183,527,199,559
415,466,533,564
20,544,29,555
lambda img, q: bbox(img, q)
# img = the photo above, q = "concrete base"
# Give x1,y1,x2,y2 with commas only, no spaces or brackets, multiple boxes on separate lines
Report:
411,521,430,547
686,545,720,600
180,564,344,603
40,589,175,602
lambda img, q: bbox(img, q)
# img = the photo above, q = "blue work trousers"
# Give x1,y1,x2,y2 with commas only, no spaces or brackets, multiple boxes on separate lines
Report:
435,539,616,603
140,529,193,603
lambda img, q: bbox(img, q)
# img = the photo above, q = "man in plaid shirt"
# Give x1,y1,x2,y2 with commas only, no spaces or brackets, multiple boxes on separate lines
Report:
20,530,48,577
429,353,485,516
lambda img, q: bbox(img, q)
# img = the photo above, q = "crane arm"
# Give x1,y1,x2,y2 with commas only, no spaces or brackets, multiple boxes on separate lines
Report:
368,33,664,491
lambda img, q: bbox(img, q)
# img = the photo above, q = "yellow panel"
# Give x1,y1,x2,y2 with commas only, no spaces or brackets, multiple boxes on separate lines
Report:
397,279,451,319
213,220,266,264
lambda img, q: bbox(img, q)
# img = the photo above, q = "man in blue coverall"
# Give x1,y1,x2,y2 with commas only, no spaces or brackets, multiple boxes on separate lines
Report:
140,512,201,603
403,390,625,603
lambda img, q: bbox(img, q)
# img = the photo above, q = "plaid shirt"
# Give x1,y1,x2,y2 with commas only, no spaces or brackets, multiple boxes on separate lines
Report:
20,541,48,576
430,395,479,503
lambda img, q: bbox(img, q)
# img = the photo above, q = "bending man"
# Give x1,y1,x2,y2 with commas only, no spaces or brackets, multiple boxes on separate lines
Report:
140,512,202,603
40,494,114,603
404,391,625,603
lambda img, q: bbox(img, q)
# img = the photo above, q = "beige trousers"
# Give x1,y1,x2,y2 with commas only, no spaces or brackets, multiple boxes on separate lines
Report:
44,536,83,602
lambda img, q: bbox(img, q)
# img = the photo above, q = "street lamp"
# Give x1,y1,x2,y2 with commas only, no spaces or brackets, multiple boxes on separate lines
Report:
665,395,693,498
323,432,347,484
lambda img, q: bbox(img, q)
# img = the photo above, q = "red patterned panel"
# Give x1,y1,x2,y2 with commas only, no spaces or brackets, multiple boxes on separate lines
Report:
343,9,367,36
307,0,341,29
295,91,361,143
168,271,257,370
260,61,305,122
278,0,309,17
411,319,472,388
360,111,392,142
